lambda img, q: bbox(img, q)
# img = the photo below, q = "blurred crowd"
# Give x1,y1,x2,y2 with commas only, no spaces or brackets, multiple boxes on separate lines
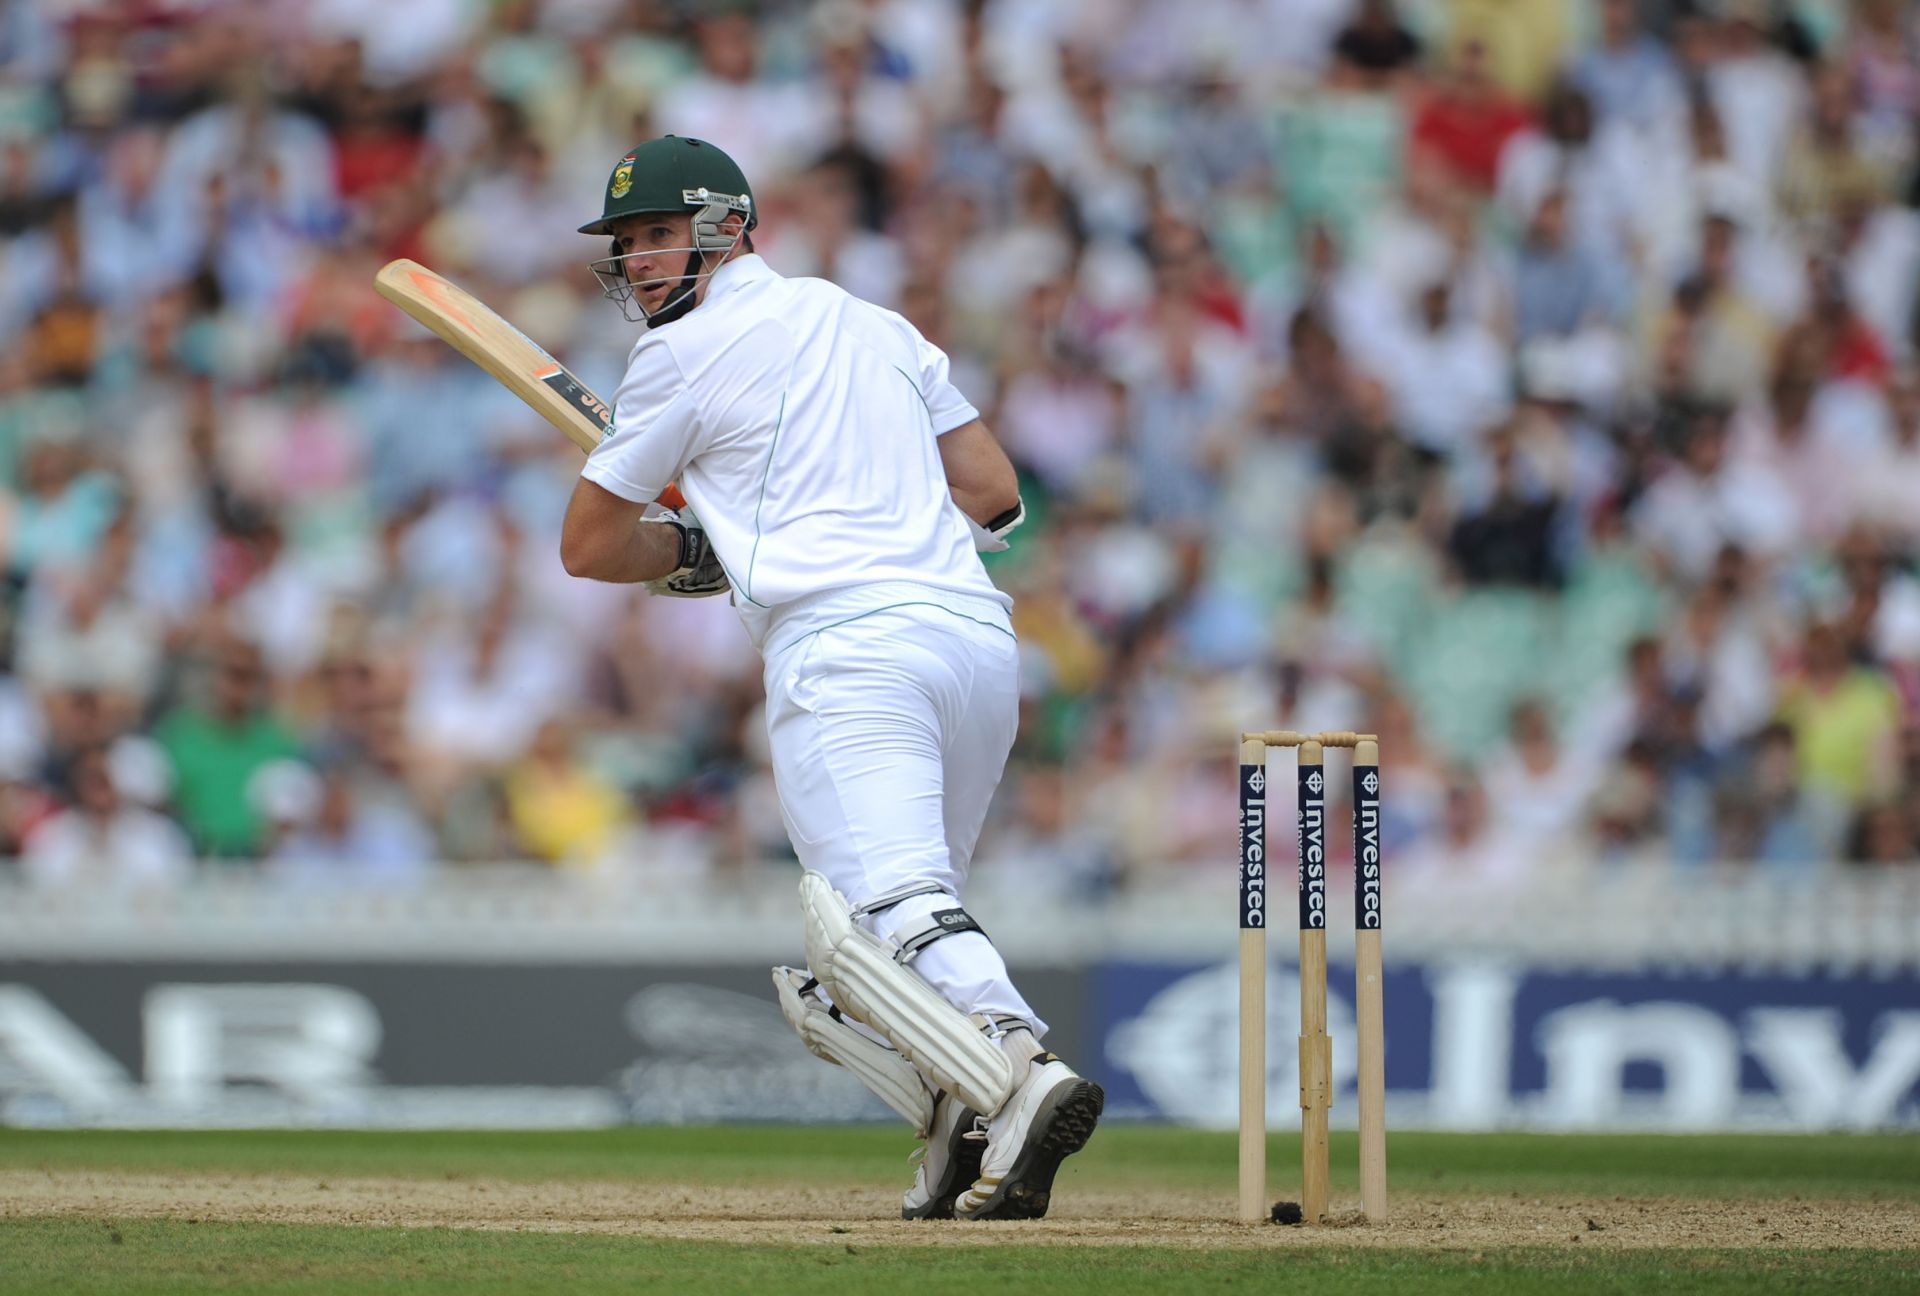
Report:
2,0,1919,896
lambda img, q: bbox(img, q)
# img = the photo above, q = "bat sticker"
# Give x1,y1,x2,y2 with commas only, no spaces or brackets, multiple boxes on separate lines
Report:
533,364,613,432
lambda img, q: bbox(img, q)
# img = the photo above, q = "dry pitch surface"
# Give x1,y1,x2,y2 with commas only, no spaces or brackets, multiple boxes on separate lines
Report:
6,1169,1918,1251
3,1130,1917,1294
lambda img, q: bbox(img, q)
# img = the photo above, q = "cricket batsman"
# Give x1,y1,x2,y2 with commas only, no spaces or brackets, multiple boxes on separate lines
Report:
560,136,1103,1220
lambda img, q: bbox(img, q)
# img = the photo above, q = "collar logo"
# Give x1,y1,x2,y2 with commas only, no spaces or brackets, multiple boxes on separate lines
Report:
609,157,635,199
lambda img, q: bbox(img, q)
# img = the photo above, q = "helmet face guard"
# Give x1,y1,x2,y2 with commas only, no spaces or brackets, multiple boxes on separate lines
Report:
588,192,748,326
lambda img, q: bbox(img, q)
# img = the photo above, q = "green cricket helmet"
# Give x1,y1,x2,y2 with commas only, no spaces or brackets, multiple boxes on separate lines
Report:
582,136,757,327
578,135,756,236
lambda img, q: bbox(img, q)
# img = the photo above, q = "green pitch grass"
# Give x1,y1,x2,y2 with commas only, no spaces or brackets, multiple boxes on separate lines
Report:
3,1128,1917,1295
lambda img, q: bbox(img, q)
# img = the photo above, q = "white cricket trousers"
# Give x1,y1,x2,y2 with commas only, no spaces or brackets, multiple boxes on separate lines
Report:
763,603,1044,1035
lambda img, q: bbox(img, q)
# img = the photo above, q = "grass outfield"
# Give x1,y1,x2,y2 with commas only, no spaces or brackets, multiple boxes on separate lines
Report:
3,1128,1917,1295
6,1221,1918,1296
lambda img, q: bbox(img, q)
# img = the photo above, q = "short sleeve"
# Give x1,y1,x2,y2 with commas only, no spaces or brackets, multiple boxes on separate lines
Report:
915,331,980,436
581,340,702,503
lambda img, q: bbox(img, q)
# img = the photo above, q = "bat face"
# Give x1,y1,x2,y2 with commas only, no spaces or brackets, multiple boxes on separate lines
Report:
374,259,602,453
374,259,683,508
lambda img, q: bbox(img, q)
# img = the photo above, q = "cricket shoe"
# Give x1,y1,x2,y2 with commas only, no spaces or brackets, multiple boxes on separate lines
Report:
901,1091,987,1220
955,1051,1103,1220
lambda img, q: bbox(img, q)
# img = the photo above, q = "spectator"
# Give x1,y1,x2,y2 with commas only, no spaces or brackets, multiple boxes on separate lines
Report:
1843,0,1920,159
1278,38,1405,239
1632,404,1801,582
1712,722,1822,866
1573,0,1687,142
5,423,120,579
503,718,632,867
256,758,435,889
1269,306,1384,451
1726,319,1889,544
153,635,304,858
1587,738,1669,862
1448,423,1562,588
1704,0,1808,191
1483,699,1600,847
1776,620,1903,828
1848,800,1919,865
1378,272,1510,457
1393,774,1533,883
1776,62,1891,243
1646,211,1777,405
1512,188,1629,342
1856,369,1920,543
1664,554,1780,754
1497,81,1644,266
20,743,192,891
15,518,162,734
1411,38,1532,193
1331,0,1422,86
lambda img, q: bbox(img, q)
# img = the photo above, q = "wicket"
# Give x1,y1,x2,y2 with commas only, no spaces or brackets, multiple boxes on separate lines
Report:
1237,730,1386,1225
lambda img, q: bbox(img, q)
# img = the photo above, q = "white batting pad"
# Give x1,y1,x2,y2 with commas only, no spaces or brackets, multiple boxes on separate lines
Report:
799,872,1016,1117
772,966,934,1134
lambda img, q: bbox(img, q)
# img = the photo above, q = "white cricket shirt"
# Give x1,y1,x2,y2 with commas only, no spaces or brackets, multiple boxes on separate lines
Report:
582,255,1012,653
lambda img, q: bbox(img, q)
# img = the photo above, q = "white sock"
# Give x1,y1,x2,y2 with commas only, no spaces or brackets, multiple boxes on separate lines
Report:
996,1025,1043,1069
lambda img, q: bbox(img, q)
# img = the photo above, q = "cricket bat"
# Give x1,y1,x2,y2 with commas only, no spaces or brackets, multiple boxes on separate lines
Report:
373,258,685,510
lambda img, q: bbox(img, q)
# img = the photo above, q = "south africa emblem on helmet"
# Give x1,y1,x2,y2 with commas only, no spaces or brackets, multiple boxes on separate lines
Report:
609,156,635,199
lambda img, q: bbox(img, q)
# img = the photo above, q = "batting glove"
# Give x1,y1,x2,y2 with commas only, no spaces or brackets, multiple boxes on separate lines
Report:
643,511,730,599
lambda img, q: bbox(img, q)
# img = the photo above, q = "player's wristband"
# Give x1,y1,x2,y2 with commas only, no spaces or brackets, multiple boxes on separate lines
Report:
663,520,695,571
966,499,1025,553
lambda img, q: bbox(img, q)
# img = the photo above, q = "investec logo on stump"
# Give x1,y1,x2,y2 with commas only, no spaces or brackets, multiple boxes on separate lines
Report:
1355,765,1381,931
1298,766,1325,930
1238,763,1265,929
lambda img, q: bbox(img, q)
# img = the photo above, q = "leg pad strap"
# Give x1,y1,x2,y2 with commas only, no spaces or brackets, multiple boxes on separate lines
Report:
895,907,988,963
